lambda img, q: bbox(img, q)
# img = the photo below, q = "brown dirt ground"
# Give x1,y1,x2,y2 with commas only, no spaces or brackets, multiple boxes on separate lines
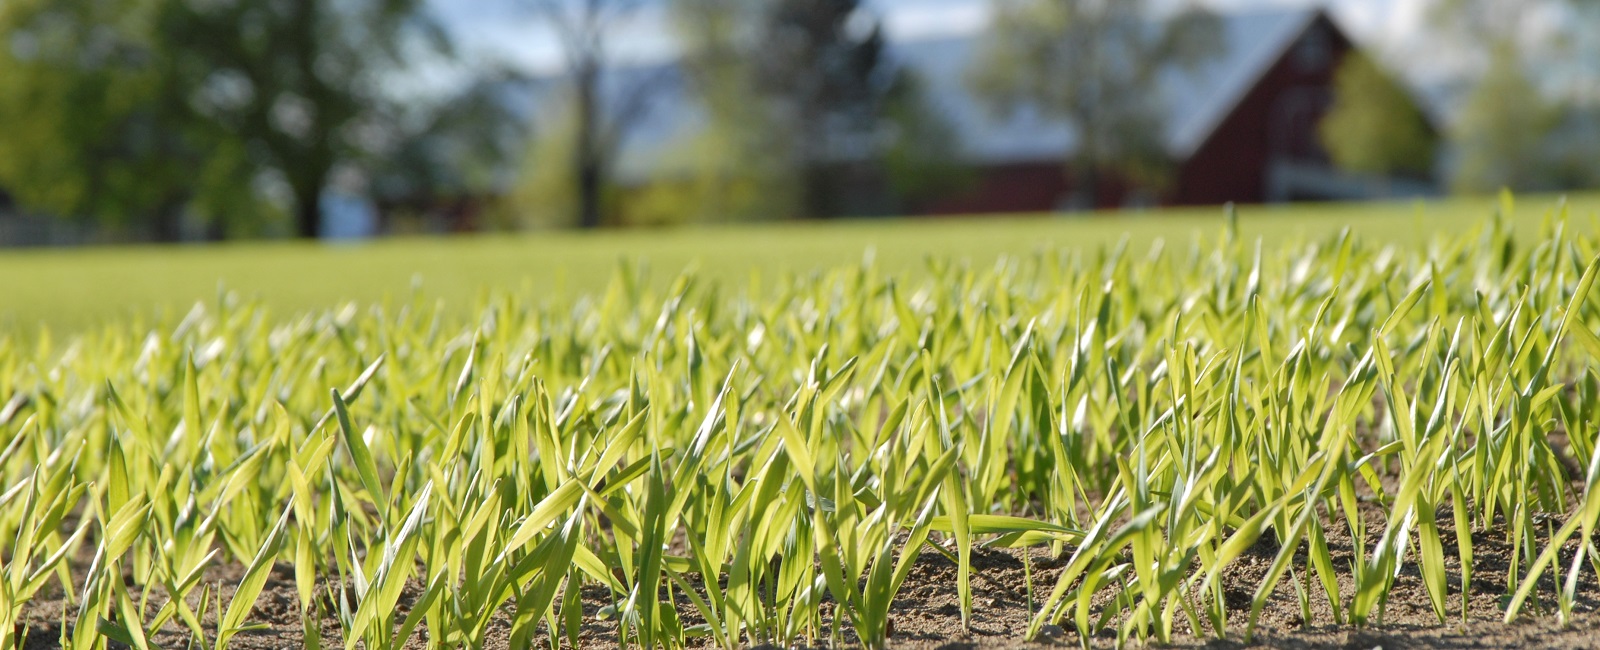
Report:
16,517,1600,649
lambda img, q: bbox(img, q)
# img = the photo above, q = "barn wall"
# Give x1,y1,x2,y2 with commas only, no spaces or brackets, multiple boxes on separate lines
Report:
1170,14,1353,206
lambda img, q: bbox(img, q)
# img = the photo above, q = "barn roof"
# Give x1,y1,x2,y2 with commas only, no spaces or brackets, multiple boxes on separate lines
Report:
894,7,1322,164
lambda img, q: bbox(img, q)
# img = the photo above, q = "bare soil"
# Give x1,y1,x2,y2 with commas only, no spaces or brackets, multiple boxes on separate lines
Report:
17,519,1600,649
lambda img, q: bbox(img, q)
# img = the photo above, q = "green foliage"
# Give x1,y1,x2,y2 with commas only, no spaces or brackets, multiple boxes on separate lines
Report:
661,0,802,223
748,0,888,218
0,0,205,234
504,0,972,227
1450,43,1560,194
662,0,965,220
372,69,532,221
0,0,448,238
518,0,660,230
881,71,974,207
1426,0,1600,194
6,199,1600,648
623,126,801,225
502,104,590,229
1318,52,1438,177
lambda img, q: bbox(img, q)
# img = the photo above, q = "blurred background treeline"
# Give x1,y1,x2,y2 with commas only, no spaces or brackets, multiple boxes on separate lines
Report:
0,0,1596,244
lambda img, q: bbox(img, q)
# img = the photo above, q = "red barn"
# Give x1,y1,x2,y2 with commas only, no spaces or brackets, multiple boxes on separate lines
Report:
895,7,1436,214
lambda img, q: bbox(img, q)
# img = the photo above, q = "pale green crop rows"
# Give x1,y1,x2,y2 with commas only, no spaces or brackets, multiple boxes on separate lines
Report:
5,201,1600,649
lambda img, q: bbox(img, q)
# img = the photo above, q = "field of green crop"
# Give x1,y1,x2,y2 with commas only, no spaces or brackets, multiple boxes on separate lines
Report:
5,192,1599,336
5,194,1600,649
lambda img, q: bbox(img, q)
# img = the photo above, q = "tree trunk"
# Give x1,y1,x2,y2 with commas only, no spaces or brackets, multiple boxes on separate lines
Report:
294,186,322,239
151,197,186,243
1079,163,1100,210
796,109,829,219
574,59,605,229
577,158,602,229
1078,149,1101,210
1076,102,1101,210
801,164,830,219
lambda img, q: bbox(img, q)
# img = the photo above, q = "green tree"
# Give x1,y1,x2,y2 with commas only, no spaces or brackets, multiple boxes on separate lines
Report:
667,0,801,222
1317,52,1437,177
1426,0,1563,193
1424,0,1600,193
0,1,204,239
0,0,446,239
372,67,532,225
751,0,892,218
517,0,658,229
1535,1,1600,190
967,0,1221,207
622,125,796,225
505,102,590,228
667,0,961,221
881,70,972,210
157,0,447,238
500,78,662,229
1449,44,1558,193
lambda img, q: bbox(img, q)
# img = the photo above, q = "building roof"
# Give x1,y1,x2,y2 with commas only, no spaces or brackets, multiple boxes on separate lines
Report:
896,7,1322,163
515,6,1331,182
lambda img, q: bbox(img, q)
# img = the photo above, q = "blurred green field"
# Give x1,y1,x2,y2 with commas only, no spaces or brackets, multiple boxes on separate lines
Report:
3,193,1597,335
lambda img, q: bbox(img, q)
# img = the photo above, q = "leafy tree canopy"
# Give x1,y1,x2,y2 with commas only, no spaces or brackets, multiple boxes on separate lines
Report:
1318,52,1438,177
0,0,452,239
